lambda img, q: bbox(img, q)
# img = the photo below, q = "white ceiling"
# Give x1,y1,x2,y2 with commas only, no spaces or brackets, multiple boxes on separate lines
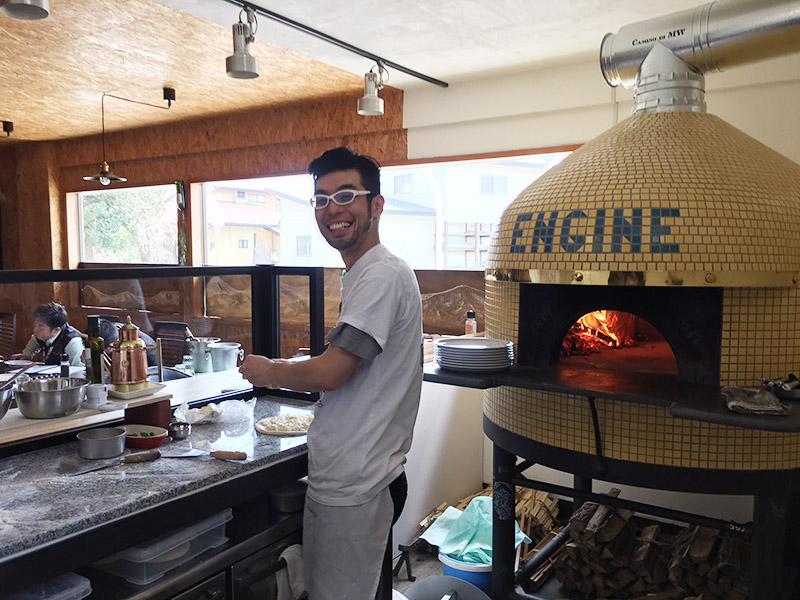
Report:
157,0,702,88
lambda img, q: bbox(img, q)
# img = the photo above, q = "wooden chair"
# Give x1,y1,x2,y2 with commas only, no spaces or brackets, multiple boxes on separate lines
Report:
0,312,16,358
151,320,189,368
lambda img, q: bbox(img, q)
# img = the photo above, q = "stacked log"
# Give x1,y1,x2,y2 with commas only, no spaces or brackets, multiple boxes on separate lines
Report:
418,485,559,547
553,493,750,599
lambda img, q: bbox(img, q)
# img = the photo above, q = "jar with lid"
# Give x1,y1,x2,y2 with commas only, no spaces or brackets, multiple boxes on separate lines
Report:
465,309,478,335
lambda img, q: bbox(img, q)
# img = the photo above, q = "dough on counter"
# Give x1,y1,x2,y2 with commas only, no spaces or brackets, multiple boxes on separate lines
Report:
256,414,313,435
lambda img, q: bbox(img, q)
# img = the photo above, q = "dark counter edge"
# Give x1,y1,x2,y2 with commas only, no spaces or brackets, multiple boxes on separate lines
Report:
1,448,307,588
424,363,800,433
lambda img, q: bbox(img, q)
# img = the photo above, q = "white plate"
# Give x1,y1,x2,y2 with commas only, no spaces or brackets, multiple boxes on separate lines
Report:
435,356,512,365
435,350,513,358
108,381,166,400
434,338,513,351
438,363,511,373
3,359,34,367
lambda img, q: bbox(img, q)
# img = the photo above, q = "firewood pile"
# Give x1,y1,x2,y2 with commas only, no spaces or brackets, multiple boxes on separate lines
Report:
554,490,750,599
419,485,559,546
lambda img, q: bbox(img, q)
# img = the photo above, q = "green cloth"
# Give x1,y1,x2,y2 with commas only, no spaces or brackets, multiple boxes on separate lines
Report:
421,496,530,565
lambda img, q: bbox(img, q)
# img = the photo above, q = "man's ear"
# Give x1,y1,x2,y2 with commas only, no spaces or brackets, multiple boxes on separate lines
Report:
371,194,385,220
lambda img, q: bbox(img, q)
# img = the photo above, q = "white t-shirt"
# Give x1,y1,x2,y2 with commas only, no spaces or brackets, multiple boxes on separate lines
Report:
306,244,423,506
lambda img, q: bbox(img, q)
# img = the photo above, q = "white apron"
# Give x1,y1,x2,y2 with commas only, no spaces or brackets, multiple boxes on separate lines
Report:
303,487,393,600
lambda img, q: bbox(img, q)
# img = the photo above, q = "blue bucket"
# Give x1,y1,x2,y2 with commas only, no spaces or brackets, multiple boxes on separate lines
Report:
438,553,491,595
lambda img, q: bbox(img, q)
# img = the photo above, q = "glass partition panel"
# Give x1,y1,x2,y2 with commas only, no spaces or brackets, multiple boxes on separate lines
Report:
278,275,310,359
0,271,253,372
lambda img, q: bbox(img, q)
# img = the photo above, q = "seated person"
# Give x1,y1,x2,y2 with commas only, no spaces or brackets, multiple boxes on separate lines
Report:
14,302,85,366
98,317,158,366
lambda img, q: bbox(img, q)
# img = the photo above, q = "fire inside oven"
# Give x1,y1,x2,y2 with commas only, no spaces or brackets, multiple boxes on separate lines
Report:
560,309,677,376
517,284,723,385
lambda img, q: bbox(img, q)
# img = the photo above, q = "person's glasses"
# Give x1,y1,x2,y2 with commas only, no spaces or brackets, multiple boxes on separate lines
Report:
310,189,371,210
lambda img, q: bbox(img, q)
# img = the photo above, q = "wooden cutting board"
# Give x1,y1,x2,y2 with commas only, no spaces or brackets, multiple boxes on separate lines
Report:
0,392,172,446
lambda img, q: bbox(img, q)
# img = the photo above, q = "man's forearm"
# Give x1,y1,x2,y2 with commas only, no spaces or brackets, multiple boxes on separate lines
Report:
269,357,343,392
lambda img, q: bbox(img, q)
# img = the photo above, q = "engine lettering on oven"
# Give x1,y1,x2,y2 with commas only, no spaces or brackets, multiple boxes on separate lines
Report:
510,207,681,254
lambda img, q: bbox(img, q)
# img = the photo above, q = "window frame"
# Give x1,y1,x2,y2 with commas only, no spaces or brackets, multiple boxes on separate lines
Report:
72,183,185,268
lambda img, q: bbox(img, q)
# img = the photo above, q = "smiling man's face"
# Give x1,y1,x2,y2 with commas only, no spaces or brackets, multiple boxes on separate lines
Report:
314,168,383,261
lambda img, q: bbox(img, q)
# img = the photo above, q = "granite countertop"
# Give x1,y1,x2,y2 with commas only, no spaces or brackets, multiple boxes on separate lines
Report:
0,395,313,561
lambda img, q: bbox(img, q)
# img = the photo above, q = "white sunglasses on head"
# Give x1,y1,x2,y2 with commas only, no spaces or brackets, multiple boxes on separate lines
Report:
310,189,371,210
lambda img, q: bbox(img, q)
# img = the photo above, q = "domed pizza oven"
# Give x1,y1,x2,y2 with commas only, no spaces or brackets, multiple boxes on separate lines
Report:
485,0,800,473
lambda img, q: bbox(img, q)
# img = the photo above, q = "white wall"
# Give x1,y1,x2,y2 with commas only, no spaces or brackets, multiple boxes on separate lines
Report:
393,382,485,548
404,53,800,164
406,52,800,523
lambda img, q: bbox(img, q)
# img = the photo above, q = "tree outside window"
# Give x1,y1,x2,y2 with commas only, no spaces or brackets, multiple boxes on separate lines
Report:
78,184,178,264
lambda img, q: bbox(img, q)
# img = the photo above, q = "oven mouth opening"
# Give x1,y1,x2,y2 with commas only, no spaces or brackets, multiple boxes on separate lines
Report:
560,310,678,377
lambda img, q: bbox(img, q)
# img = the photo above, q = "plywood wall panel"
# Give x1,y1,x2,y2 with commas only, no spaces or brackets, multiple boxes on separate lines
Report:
10,143,59,269
4,87,407,269
0,147,18,270
60,129,407,191
51,88,404,168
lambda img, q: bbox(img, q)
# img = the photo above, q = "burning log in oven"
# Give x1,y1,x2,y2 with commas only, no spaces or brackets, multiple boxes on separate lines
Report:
561,310,636,357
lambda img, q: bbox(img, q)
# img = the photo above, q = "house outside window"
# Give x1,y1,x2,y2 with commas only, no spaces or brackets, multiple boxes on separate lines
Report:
480,174,508,195
296,235,312,257
394,174,413,195
198,150,569,269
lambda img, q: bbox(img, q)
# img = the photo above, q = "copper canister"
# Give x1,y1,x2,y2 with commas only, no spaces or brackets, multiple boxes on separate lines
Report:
111,316,149,391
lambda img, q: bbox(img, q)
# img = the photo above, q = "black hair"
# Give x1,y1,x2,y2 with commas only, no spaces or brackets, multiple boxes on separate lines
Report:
308,147,381,198
33,302,68,329
97,318,120,348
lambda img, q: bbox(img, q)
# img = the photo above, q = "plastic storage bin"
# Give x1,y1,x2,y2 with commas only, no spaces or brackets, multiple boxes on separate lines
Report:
93,508,233,585
7,572,91,600
438,553,492,595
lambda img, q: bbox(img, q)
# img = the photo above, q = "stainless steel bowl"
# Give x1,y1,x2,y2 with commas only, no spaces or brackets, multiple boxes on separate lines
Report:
77,427,125,459
15,377,88,419
168,421,191,440
0,386,13,422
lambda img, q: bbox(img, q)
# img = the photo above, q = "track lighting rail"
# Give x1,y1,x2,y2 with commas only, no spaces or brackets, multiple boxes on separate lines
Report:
220,0,449,88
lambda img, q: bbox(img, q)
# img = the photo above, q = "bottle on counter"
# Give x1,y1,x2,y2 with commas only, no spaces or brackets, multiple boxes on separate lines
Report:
86,315,105,384
59,353,70,378
465,309,478,336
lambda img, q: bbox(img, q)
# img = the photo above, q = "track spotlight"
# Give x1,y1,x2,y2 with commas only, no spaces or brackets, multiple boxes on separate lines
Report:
357,63,388,116
0,0,49,20
226,7,259,79
2,121,12,137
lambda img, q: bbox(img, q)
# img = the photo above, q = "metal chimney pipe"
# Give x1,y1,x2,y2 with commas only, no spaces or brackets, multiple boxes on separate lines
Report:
601,0,800,89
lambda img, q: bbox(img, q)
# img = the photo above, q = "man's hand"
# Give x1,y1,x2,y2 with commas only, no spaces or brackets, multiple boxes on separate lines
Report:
239,347,361,392
239,354,285,389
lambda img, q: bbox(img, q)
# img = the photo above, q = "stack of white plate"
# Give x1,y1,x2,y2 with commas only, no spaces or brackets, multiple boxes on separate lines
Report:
434,338,515,373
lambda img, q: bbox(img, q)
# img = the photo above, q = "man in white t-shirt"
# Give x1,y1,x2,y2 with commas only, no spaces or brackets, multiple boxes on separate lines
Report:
240,147,423,600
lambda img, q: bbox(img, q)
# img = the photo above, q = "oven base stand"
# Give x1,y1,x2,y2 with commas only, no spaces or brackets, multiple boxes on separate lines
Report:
489,434,797,600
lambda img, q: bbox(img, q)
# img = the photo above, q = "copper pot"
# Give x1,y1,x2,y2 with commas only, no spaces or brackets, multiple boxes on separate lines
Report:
111,316,149,391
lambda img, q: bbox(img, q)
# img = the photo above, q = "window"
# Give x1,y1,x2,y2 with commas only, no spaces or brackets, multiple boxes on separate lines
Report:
199,150,569,269
238,239,249,249
77,184,178,264
394,174,413,194
236,191,246,200
296,235,311,257
445,223,494,269
480,175,507,195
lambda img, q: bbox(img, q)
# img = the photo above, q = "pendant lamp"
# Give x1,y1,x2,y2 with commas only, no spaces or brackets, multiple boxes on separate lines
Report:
83,95,126,186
